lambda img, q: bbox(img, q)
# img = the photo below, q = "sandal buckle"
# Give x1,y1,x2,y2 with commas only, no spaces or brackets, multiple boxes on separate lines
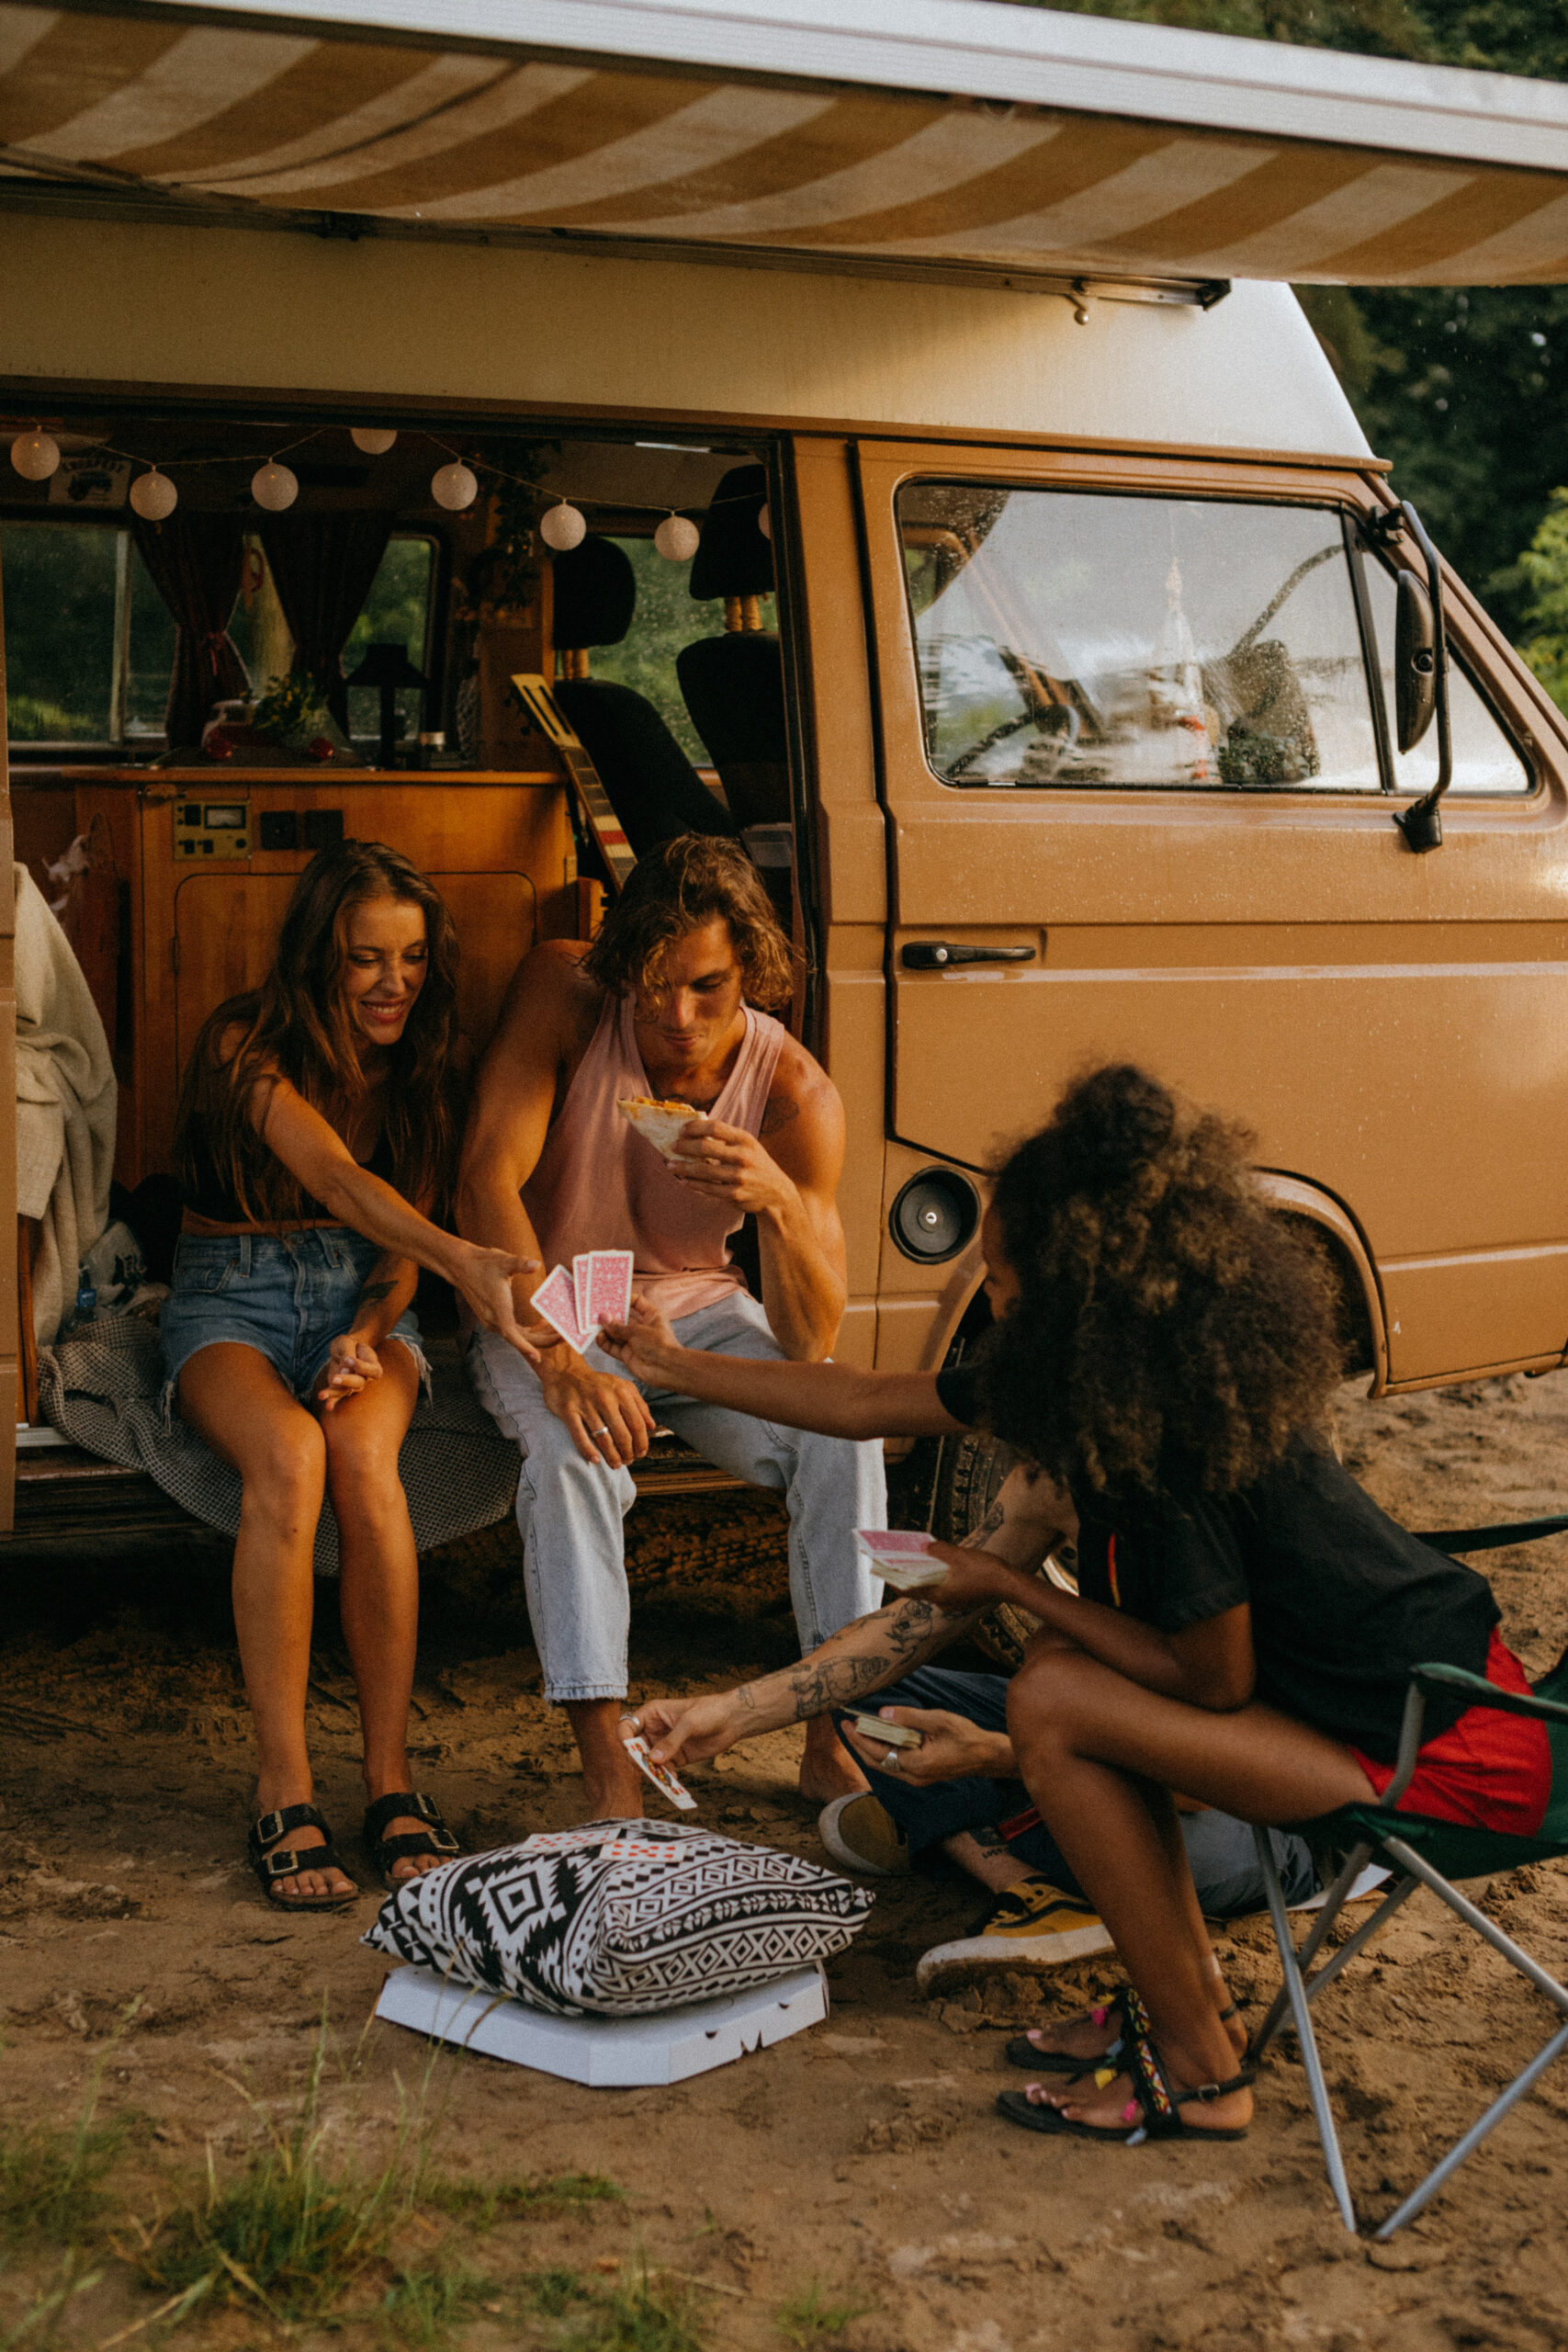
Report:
255,1809,286,1845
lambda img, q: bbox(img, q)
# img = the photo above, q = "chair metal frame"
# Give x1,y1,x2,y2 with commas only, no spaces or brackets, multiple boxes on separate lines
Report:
1250,1666,1568,2238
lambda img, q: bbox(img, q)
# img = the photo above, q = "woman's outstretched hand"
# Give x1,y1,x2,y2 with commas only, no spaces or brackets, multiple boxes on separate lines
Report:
316,1333,384,1411
599,1294,681,1382
453,1245,543,1358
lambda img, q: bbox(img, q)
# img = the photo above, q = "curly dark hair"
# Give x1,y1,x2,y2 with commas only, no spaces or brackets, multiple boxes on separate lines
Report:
581,834,794,1010
976,1064,1344,1498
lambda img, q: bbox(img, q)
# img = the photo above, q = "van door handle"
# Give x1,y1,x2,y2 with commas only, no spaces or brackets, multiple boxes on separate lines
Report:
900,942,1037,969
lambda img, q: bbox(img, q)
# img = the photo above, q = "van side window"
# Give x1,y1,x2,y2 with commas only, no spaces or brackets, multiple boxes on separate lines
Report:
1360,558,1529,797
898,483,1384,794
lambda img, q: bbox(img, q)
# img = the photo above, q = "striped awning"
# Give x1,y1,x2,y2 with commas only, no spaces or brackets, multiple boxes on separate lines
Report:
3,0,1568,288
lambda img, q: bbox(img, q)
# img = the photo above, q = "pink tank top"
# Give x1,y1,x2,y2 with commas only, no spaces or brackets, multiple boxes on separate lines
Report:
523,991,787,1320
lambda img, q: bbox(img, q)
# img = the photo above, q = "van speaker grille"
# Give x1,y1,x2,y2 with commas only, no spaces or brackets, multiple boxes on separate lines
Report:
890,1169,980,1263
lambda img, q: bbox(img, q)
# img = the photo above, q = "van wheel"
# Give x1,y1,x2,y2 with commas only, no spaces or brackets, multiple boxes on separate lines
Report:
930,1427,1054,1674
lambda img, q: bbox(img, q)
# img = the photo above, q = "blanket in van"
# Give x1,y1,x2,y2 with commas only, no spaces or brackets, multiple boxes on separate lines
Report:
37,1317,519,1573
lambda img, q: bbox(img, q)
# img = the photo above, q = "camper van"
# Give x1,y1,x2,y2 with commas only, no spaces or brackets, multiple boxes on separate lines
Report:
3,0,1567,1544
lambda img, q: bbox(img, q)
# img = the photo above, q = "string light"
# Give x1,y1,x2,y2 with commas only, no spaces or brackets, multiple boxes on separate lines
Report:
252,460,299,512
654,512,700,561
10,428,61,481
351,427,398,455
539,500,587,551
129,469,177,521
431,459,479,511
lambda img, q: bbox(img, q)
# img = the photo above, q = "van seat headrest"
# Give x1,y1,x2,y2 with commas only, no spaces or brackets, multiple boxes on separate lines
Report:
690,464,773,603
552,534,637,651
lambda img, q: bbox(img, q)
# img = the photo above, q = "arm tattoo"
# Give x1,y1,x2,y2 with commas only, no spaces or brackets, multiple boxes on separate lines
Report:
962,1496,1008,1549
355,1280,396,1309
782,1598,968,1724
760,1096,801,1138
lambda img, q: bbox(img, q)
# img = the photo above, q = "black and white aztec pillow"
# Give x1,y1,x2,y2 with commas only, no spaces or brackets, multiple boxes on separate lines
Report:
364,1818,874,2016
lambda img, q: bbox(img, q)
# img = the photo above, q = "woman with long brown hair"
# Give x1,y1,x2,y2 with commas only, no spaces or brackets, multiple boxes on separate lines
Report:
164,841,536,1911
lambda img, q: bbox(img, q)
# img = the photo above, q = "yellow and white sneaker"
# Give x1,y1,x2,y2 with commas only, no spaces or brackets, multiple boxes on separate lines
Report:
818,1792,909,1878
915,1879,1113,1995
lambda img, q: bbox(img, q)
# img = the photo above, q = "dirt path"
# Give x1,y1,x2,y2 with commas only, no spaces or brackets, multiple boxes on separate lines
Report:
4,1375,1568,2351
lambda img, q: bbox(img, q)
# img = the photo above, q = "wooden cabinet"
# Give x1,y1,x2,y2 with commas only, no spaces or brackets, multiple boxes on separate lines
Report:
70,768,577,1185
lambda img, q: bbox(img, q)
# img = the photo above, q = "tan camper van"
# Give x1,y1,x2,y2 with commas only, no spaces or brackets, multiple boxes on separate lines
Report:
3,0,1567,1542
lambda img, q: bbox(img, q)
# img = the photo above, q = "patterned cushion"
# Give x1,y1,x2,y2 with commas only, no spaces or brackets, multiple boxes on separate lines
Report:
363,1818,874,2017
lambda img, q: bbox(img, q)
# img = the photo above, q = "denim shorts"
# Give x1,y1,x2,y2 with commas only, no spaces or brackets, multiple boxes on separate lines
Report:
161,1227,428,1408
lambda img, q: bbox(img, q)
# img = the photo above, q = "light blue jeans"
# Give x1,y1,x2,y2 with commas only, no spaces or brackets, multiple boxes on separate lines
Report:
468,1292,886,1703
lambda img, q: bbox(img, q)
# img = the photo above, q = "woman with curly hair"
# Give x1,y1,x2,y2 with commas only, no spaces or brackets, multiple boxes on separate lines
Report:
602,1062,1549,2150
166,841,536,1912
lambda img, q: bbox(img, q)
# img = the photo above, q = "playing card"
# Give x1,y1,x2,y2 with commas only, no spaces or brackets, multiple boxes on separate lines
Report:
854,1528,951,1590
622,1732,698,1811
572,1254,592,1335
531,1264,591,1352
588,1250,634,1329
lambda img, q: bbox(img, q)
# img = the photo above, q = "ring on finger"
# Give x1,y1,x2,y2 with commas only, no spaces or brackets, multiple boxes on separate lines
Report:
590,1423,612,1438
884,1747,902,1770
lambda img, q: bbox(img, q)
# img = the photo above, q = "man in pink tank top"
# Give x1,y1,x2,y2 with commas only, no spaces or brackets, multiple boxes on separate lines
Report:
458,837,886,1819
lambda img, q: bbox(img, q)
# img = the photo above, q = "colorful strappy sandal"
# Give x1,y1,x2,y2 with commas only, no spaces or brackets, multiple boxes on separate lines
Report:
247,1804,358,1912
363,1791,459,1890
997,2018,1255,2145
1004,1986,1149,2076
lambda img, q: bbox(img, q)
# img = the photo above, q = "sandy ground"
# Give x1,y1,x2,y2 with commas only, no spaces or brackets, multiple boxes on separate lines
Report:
4,1373,1568,2351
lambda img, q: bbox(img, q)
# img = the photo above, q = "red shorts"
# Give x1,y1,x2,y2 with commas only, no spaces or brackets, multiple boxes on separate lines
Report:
1350,1629,1551,1838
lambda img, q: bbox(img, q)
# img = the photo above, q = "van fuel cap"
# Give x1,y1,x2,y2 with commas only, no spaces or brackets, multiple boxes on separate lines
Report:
890,1169,980,1263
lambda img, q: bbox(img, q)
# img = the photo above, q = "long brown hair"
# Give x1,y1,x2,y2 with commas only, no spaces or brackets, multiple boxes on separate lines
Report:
175,841,458,1225
581,833,794,1010
977,1064,1343,1498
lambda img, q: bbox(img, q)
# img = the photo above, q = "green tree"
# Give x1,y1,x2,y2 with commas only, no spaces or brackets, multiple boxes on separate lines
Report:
1517,490,1568,714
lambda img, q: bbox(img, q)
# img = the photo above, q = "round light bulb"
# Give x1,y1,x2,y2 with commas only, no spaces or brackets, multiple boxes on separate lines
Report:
431,459,479,511
539,500,586,552
252,460,299,512
129,468,177,521
654,512,700,562
10,428,61,481
757,501,772,541
351,426,398,455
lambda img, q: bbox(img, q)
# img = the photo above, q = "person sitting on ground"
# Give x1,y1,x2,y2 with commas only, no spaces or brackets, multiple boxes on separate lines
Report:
164,842,537,1913
809,1489,1316,1993
456,833,885,1820
604,1063,1550,2152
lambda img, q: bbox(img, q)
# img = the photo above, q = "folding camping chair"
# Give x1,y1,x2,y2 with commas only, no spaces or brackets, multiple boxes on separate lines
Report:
1249,1510,1568,2241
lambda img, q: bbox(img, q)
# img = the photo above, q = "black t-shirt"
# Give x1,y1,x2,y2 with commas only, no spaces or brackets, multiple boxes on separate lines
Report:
932,1363,1497,1761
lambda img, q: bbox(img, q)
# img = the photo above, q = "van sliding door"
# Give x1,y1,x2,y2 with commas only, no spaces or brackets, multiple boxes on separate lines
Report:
858,442,1568,1388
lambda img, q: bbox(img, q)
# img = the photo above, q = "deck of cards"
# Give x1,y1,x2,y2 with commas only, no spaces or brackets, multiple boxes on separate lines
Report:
531,1250,635,1353
854,1528,952,1592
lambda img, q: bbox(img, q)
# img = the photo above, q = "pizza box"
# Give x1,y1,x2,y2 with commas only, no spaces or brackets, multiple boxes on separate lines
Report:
374,1962,829,2086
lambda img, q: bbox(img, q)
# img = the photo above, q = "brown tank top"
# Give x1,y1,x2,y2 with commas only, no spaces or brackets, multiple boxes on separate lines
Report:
522,990,787,1319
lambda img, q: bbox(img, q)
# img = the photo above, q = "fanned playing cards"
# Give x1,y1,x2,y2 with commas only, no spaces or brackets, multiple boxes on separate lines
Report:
532,1250,635,1352
854,1528,952,1591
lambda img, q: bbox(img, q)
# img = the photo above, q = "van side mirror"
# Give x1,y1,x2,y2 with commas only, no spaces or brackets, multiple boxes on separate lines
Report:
1367,502,1452,854
1393,569,1437,752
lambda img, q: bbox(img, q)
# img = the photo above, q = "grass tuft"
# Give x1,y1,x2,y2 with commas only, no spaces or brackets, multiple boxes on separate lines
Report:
380,2259,486,2348
421,2172,623,2232
140,2022,401,2324
775,2280,876,2345
557,2260,708,2352
527,2266,589,2318
0,2028,132,2250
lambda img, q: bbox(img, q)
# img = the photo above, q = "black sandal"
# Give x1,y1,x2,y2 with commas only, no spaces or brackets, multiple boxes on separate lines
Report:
998,2022,1254,2145
1004,1986,1149,2075
363,1791,459,1890
247,1804,359,1911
